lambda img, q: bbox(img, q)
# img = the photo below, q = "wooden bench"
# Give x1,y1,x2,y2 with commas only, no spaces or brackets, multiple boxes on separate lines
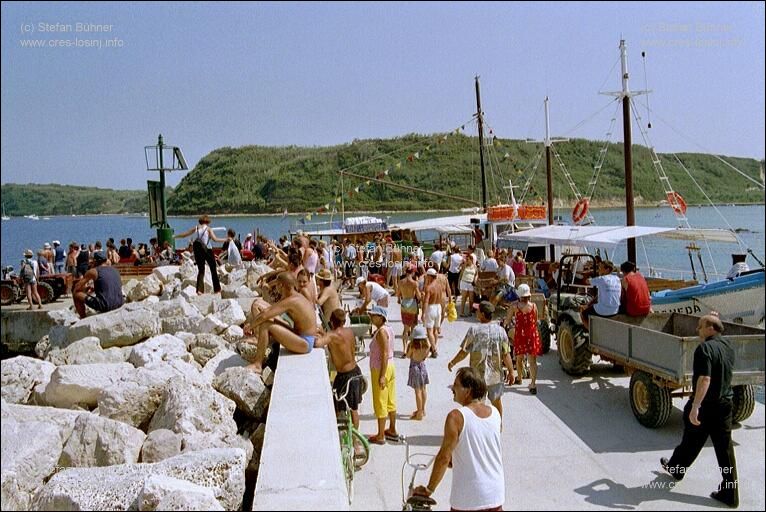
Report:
112,263,157,282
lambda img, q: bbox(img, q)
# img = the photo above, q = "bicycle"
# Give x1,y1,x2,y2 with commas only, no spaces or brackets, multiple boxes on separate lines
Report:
334,373,370,504
401,436,437,511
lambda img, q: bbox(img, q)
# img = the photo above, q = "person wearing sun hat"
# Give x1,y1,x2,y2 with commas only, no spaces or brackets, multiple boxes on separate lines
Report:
505,283,542,394
367,305,400,444
356,275,389,312
316,268,341,323
20,249,43,309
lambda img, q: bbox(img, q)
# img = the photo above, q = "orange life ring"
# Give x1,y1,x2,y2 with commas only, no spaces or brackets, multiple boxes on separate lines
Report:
572,198,590,223
667,192,687,215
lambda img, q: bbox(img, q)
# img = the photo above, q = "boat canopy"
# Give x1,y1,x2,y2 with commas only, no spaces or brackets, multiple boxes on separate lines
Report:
497,225,675,249
655,228,739,244
390,213,487,232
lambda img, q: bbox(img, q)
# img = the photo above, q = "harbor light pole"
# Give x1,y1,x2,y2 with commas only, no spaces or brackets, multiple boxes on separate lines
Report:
145,134,188,249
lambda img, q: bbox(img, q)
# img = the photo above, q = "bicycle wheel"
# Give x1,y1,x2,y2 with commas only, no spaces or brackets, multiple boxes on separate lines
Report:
344,445,355,504
351,429,370,468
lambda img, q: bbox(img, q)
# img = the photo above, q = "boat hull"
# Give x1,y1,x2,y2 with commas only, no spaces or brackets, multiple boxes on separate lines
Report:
652,271,765,327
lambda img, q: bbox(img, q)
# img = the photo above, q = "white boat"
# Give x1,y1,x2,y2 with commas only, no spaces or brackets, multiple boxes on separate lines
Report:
499,225,765,327
25,214,39,220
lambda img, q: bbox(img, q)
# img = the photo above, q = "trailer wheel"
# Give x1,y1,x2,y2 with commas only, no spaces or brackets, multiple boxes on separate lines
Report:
1,283,18,305
557,318,591,375
36,282,55,304
732,385,755,423
629,371,672,428
538,319,551,354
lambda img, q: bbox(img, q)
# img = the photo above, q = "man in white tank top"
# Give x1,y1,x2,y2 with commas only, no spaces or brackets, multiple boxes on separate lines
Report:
414,367,505,511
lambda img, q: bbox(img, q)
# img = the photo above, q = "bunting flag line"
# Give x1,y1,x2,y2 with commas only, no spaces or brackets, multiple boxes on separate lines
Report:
303,121,519,219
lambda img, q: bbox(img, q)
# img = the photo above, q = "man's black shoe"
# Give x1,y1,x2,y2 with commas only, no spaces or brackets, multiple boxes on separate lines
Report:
660,457,682,481
710,490,738,508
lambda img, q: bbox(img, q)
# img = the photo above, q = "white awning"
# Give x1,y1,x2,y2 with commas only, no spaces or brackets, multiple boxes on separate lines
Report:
497,225,675,248
391,214,487,232
656,228,739,243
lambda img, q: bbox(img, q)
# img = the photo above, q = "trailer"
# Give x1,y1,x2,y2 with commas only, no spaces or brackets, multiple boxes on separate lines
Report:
589,313,764,428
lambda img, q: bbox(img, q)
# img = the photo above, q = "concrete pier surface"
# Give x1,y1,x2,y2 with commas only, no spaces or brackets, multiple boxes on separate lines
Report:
344,293,765,511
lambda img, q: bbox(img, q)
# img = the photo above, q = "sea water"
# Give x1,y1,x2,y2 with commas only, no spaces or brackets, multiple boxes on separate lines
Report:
1,205,763,281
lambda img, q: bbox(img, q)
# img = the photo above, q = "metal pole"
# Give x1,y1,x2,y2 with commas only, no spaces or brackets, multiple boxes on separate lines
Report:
544,96,555,259
475,76,488,212
158,134,168,229
620,40,637,264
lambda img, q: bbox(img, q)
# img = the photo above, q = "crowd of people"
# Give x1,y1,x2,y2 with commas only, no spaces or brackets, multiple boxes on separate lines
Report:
13,215,745,509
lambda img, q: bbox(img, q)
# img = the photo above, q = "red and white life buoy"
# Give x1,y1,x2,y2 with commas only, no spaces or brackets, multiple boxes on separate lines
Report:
572,198,590,224
667,192,687,215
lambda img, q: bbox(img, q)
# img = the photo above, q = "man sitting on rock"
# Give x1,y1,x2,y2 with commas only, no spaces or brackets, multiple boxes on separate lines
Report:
73,251,124,318
247,271,318,375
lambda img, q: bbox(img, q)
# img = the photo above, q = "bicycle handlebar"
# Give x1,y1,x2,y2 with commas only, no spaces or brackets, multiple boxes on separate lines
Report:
333,374,366,410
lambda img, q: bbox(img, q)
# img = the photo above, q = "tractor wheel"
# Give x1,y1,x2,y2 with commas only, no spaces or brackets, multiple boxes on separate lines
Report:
732,385,755,424
36,282,55,304
557,318,591,375
0,283,18,305
538,319,552,354
629,370,672,428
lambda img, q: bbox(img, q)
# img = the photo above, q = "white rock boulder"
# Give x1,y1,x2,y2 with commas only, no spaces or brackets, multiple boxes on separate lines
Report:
41,363,136,410
31,448,246,511
128,334,192,367
1,356,56,405
58,413,146,468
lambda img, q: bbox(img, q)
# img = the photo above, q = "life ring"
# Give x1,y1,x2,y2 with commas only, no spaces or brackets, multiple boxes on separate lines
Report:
572,198,590,224
667,192,687,215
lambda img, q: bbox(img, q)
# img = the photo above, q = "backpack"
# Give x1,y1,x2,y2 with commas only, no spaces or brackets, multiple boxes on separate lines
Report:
20,260,35,282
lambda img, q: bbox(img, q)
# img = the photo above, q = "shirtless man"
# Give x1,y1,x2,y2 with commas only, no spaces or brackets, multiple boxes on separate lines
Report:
387,243,403,295
397,264,421,356
247,271,318,374
435,270,452,338
314,309,364,429
297,268,317,305
421,268,447,357
316,268,342,323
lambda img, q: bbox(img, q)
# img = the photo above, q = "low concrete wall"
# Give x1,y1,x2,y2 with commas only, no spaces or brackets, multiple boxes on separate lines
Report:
1,309,55,357
252,347,348,511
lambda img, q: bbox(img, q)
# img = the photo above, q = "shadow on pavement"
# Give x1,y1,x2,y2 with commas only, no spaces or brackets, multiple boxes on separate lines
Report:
573,472,727,510
400,434,443,447
530,354,690,454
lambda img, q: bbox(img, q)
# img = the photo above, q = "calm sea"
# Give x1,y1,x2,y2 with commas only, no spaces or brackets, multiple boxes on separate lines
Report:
2,205,763,281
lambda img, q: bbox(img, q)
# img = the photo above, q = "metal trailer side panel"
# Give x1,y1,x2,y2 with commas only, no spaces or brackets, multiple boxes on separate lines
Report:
590,313,765,387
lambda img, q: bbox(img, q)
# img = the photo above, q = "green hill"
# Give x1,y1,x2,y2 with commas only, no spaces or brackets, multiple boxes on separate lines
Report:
0,183,149,217
2,135,763,216
168,134,763,214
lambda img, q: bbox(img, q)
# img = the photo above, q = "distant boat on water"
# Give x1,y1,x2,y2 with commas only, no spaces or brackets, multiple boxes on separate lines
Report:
25,214,39,220
1,203,9,221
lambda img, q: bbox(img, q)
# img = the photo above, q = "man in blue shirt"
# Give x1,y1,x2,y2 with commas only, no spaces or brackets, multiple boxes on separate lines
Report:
580,260,621,330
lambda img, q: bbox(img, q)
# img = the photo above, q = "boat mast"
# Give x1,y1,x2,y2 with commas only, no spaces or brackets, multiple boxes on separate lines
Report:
601,40,650,264
528,97,568,259
475,76,488,212
544,97,555,258
619,39,637,263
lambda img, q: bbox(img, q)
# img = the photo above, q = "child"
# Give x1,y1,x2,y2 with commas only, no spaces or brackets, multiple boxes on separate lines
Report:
406,325,431,420
506,283,542,395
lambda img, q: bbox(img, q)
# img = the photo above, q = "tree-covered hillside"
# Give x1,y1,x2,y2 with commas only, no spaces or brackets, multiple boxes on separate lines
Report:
2,135,762,216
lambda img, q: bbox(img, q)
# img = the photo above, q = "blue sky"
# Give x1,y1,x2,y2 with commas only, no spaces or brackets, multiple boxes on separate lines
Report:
2,1,763,191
